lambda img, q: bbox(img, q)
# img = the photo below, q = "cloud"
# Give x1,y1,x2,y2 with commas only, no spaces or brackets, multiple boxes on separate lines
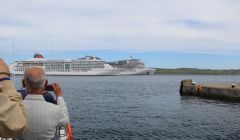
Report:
0,0,240,54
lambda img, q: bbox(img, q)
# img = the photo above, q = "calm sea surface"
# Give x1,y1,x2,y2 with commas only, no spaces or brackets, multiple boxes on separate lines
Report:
14,75,240,140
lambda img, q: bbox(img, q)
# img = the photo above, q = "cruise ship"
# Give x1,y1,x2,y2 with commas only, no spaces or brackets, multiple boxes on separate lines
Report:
108,58,156,75
9,53,119,76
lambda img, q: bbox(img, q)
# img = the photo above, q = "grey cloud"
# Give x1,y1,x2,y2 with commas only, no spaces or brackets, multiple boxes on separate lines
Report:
0,0,240,53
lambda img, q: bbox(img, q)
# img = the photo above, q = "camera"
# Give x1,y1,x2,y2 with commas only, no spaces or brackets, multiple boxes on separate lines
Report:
45,84,54,91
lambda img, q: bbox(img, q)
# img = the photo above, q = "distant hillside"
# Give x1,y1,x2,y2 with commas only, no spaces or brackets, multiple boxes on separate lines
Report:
154,68,240,75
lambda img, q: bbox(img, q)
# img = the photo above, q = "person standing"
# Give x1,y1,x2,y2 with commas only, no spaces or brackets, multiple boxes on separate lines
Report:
0,58,27,138
16,66,70,139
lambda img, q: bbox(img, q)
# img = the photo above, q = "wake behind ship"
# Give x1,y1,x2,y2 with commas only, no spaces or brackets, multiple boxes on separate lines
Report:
9,53,119,76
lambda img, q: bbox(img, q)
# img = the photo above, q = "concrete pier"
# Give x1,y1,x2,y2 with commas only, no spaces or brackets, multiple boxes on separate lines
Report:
180,79,240,102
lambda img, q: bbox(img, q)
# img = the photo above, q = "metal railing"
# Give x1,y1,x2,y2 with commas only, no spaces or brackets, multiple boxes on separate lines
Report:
0,138,13,140
0,127,68,140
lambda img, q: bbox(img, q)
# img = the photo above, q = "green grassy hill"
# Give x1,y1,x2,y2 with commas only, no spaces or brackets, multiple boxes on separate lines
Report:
154,68,240,75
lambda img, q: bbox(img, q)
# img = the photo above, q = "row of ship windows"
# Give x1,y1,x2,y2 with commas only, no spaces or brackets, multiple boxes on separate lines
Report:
45,64,104,66
45,70,90,72
16,68,26,71
18,64,103,67
45,66,104,69
71,66,104,68
18,65,104,68
16,68,92,72
16,66,104,70
18,62,104,66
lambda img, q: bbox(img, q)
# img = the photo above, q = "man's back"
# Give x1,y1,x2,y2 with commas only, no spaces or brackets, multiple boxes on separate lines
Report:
17,67,70,139
18,94,68,140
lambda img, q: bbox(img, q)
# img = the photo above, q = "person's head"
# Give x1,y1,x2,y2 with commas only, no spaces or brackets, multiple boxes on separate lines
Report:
23,66,47,94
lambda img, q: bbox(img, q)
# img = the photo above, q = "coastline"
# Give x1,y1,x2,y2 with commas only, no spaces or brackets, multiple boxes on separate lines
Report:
154,68,240,75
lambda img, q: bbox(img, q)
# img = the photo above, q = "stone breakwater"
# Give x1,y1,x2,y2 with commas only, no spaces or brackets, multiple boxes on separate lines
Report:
180,79,240,102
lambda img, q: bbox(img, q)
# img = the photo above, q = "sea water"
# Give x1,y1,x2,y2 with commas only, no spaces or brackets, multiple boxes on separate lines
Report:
14,75,240,140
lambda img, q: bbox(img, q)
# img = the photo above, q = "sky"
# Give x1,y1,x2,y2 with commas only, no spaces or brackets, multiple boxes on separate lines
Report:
0,0,240,69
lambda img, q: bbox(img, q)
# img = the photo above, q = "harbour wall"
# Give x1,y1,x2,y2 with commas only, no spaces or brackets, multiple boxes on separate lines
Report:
180,79,240,102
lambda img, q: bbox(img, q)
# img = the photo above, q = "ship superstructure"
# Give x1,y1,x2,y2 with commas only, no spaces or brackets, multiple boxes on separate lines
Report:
108,58,156,75
9,53,118,76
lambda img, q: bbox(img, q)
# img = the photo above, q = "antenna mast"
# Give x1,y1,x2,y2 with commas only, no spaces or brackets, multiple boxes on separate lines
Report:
48,40,54,81
12,41,16,85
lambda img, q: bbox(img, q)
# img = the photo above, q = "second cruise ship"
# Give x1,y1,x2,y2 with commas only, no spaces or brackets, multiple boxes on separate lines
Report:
108,58,156,75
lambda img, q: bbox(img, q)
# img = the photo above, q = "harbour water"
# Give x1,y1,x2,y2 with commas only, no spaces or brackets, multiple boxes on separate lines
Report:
14,75,240,140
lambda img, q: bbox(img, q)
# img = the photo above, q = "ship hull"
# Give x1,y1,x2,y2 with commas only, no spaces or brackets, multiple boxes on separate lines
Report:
119,68,156,75
11,70,119,76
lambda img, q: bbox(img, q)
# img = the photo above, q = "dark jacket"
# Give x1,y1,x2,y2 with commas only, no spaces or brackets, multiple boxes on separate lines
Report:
17,89,57,104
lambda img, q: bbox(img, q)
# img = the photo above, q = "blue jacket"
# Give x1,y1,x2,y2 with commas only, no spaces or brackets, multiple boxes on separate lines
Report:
17,89,57,104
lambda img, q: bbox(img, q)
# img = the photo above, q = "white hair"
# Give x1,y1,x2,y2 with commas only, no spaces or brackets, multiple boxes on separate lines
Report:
24,67,46,89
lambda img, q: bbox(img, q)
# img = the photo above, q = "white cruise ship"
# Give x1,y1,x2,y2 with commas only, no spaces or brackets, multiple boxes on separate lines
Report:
9,53,119,76
108,58,156,75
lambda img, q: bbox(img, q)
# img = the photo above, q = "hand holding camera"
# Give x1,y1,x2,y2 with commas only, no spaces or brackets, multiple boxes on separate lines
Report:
44,82,63,97
52,83,63,97
45,84,54,91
